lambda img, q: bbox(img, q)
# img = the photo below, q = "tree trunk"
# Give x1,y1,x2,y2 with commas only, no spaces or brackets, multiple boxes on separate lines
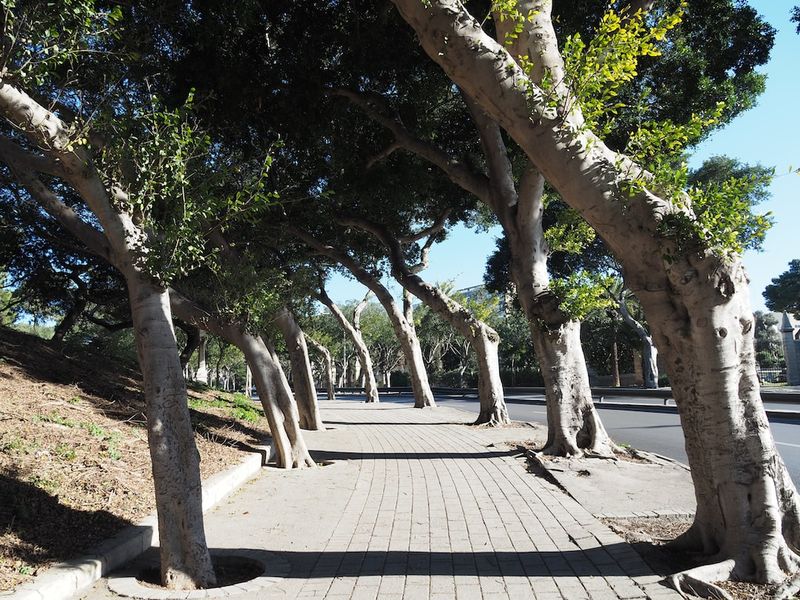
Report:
530,320,614,456
195,332,209,384
388,0,800,585
168,292,314,469
617,292,660,389
392,269,508,424
641,337,658,389
237,332,316,469
50,296,87,347
508,219,615,454
307,336,336,401
641,265,800,589
289,227,434,407
275,307,323,430
315,289,380,402
612,339,621,387
177,324,201,372
128,280,215,590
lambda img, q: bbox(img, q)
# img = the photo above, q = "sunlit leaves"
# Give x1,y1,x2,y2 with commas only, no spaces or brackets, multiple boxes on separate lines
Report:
0,0,123,87
562,4,685,135
549,271,614,320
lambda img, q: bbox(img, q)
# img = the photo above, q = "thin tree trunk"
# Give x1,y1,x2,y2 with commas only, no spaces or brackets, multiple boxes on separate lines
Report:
307,336,336,401
50,296,87,347
611,340,621,387
177,324,201,372
616,292,660,388
289,227,434,408
275,307,323,430
195,332,208,384
129,280,215,589
315,287,380,403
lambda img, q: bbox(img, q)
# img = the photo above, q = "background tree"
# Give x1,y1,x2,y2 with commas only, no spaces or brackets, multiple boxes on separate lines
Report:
753,311,784,370
764,260,800,318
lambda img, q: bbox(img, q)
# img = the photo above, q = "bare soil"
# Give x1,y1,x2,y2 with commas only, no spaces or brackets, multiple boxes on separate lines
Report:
0,326,270,592
603,516,792,599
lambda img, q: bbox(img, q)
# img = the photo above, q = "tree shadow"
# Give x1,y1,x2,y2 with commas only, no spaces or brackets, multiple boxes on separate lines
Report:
0,472,132,567
199,546,658,580
324,421,465,426
308,449,522,462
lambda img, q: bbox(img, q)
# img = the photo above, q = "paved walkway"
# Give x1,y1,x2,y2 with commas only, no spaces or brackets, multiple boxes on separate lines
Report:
84,402,680,600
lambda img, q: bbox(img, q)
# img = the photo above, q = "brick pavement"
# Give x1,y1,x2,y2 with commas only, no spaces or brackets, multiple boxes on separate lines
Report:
83,401,682,600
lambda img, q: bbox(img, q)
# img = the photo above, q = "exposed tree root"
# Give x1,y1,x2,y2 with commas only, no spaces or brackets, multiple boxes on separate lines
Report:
773,572,800,599
665,559,737,600
473,407,510,427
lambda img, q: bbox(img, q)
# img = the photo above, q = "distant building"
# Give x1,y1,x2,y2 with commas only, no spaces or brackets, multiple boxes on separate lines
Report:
780,312,800,385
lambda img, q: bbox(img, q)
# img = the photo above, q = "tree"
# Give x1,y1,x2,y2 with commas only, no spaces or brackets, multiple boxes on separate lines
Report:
389,0,799,593
764,260,800,318
0,3,216,587
314,285,380,402
753,311,784,370
340,215,510,425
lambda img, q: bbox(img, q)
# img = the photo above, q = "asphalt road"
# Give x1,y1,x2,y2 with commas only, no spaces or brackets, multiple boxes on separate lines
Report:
333,391,800,487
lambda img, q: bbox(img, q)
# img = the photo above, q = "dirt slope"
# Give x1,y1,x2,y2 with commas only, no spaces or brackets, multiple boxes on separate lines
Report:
0,326,269,591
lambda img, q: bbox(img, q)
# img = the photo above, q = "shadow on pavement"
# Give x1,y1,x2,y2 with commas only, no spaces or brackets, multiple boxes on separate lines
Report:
229,546,655,578
309,449,524,461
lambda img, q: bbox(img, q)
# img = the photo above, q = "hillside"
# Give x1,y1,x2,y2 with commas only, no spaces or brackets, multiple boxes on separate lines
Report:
0,326,269,591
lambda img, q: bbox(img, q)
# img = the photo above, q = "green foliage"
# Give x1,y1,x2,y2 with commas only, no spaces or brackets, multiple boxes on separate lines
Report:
549,272,614,320
753,311,783,369
0,0,123,86
764,260,800,319
562,4,685,135
543,206,596,255
188,392,259,423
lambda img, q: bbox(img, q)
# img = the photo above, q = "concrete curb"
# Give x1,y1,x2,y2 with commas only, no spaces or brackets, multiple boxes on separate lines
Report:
6,444,272,600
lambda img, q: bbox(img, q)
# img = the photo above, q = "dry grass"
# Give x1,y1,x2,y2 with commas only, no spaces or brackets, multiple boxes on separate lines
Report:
0,326,270,591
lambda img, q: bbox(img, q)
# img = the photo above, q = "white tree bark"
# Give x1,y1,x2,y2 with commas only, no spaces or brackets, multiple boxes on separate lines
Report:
168,292,315,469
306,335,336,401
274,307,324,430
127,280,216,589
0,81,217,589
315,286,380,403
389,0,800,586
290,226,435,408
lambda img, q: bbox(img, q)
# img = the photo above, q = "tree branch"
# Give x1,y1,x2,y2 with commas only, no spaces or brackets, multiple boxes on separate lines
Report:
397,207,452,243
0,144,113,262
331,87,490,200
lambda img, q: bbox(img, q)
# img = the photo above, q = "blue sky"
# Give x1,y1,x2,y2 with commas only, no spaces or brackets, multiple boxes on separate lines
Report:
325,1,799,311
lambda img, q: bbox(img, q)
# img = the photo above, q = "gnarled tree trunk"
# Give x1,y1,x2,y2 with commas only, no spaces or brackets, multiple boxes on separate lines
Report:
275,307,324,430
129,279,215,589
642,262,800,593
617,297,659,389
389,0,800,589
